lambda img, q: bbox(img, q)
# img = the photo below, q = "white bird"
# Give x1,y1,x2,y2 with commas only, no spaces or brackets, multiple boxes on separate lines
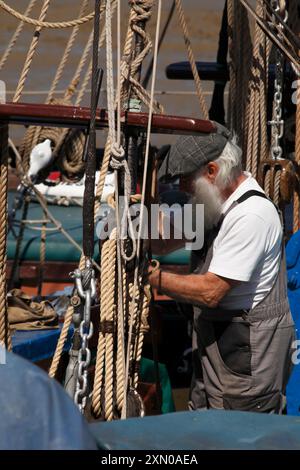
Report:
28,139,52,181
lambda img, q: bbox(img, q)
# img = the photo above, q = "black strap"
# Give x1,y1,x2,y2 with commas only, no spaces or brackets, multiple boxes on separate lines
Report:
192,189,276,262
217,189,274,231
235,189,268,204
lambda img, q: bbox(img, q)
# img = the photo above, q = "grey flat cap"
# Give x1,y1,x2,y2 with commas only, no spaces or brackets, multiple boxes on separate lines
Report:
157,122,231,182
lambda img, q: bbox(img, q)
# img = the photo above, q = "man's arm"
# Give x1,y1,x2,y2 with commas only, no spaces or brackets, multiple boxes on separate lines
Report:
148,269,239,308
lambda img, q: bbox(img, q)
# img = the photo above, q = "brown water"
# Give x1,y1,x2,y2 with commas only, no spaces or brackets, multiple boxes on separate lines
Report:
0,0,225,145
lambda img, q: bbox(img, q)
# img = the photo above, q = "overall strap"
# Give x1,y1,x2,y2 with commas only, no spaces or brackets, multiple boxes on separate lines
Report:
236,189,268,204
217,189,274,232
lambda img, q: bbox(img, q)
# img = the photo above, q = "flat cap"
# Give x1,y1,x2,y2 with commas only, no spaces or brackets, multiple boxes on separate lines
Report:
157,122,231,182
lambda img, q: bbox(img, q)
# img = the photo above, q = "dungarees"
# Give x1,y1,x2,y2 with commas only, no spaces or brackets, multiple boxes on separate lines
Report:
189,190,295,413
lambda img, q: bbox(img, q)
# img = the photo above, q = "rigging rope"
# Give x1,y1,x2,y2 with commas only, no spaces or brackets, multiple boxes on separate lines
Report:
245,0,270,178
13,0,51,104
0,0,37,72
48,1,119,382
19,2,112,179
0,124,11,350
0,0,96,29
121,0,162,420
174,0,208,119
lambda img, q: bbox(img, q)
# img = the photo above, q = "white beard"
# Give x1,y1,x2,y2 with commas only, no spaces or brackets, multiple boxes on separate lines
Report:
193,176,223,231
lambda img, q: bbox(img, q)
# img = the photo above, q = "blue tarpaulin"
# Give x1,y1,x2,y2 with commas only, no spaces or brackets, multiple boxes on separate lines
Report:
286,230,300,415
0,349,97,450
11,324,73,362
90,409,300,450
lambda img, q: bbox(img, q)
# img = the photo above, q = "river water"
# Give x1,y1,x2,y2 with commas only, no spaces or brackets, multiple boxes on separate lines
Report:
0,0,225,145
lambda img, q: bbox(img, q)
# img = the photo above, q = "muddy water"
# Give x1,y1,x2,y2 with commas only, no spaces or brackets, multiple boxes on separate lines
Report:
0,0,225,146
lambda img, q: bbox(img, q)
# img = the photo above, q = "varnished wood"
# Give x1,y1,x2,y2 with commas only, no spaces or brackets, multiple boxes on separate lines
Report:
0,102,216,135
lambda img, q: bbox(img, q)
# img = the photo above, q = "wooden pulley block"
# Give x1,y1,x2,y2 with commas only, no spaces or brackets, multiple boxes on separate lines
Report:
258,159,297,203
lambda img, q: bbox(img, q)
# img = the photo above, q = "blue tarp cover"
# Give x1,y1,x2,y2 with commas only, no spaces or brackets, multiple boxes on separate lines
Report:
90,409,300,450
12,324,73,362
286,231,300,415
0,349,97,450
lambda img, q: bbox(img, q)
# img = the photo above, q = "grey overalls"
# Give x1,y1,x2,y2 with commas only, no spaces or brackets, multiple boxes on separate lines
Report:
189,190,295,413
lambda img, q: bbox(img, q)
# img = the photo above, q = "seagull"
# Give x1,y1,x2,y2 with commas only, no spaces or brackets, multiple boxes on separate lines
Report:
28,139,53,183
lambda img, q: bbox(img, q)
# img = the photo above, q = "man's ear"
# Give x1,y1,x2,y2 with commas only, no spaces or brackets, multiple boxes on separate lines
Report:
206,162,219,182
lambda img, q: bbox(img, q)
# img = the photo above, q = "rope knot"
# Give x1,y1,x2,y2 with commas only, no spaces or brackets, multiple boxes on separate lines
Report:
111,142,125,159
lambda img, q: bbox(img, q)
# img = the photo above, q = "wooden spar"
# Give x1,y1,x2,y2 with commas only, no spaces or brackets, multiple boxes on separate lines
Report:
0,102,216,135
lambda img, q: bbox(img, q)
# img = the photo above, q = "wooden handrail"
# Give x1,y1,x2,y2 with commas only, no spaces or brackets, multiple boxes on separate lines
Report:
0,102,216,135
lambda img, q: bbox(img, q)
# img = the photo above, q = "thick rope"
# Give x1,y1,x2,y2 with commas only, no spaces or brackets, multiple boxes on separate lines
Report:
13,0,51,103
0,124,11,350
104,234,117,421
133,285,151,389
46,0,90,103
122,0,162,419
119,1,164,113
128,278,141,387
227,0,236,131
92,233,117,418
174,0,208,119
274,169,281,206
264,169,271,197
48,304,73,378
0,0,96,29
48,2,119,381
115,258,126,412
291,0,300,232
227,0,253,156
0,0,37,72
245,0,269,177
106,0,137,261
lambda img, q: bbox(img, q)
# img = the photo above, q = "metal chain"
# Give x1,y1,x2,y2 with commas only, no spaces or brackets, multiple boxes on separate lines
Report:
71,259,96,413
269,0,288,159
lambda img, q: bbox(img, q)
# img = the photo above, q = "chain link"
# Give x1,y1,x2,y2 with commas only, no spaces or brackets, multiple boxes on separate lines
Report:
71,259,96,413
268,0,288,159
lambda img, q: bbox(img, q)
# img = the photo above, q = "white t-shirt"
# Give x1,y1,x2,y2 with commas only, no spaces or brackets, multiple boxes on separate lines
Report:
208,172,282,309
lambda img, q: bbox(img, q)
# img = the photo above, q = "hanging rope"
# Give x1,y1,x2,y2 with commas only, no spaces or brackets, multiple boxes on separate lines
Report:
227,0,253,158
122,0,162,419
244,0,270,178
0,0,37,72
119,0,164,113
46,0,90,103
0,0,96,29
133,285,151,389
0,124,11,350
174,0,209,119
13,0,51,104
292,0,300,232
48,1,114,381
294,78,300,232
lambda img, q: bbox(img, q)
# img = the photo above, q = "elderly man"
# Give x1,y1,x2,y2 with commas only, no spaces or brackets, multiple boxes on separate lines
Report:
149,123,295,414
